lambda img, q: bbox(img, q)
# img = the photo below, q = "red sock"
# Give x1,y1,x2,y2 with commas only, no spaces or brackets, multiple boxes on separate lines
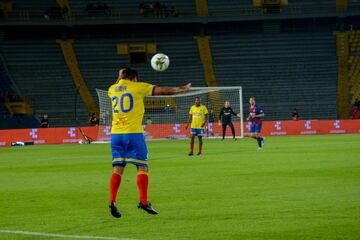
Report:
137,171,149,205
190,143,194,153
109,172,121,203
199,143,202,153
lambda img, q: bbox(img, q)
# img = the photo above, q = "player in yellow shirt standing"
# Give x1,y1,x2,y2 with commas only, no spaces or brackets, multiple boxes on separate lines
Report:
108,68,191,218
185,97,208,156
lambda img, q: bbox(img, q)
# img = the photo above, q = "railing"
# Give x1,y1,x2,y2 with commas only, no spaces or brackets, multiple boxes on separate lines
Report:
1,2,360,23
3,7,196,21
209,2,360,16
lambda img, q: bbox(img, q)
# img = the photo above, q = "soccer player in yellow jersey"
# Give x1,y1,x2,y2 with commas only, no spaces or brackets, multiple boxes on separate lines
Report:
108,68,191,218
185,97,208,156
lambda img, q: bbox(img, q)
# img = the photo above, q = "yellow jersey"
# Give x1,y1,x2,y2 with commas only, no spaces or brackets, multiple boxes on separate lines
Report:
108,79,154,134
189,104,208,129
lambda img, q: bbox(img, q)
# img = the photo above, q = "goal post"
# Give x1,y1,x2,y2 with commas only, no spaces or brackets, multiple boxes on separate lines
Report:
96,87,244,141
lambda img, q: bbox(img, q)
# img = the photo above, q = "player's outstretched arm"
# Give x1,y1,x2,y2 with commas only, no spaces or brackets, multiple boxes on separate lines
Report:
154,83,191,95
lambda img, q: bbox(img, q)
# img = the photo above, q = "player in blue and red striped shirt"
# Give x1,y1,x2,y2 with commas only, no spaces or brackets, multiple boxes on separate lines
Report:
247,96,265,150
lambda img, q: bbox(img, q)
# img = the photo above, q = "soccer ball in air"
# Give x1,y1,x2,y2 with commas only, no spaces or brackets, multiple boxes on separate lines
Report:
151,53,170,72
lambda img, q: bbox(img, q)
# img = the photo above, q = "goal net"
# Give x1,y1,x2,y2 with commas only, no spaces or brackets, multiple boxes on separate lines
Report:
96,87,243,141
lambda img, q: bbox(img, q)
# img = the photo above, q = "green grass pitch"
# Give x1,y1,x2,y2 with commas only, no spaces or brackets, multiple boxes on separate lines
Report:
0,134,359,240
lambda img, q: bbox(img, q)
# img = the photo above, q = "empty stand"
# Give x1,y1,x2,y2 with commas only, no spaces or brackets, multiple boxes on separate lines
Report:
349,30,360,104
57,39,99,116
335,31,350,119
211,32,338,120
1,30,341,125
70,0,196,17
0,71,12,94
2,40,89,126
73,35,206,103
10,0,54,11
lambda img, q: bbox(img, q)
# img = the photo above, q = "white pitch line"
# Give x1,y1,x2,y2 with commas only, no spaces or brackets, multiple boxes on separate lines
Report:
0,230,137,240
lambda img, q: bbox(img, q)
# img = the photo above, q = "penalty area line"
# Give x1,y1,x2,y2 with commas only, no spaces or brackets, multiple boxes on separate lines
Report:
0,230,137,240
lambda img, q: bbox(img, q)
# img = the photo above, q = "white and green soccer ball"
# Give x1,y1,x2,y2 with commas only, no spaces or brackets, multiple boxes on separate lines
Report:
151,53,170,72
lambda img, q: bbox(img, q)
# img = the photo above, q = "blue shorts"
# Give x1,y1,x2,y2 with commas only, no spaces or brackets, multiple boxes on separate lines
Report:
111,133,148,167
250,124,262,133
190,128,204,136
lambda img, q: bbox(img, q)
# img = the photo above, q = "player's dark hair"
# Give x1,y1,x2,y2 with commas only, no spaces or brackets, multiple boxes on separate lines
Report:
120,68,132,79
250,96,256,100
129,69,138,80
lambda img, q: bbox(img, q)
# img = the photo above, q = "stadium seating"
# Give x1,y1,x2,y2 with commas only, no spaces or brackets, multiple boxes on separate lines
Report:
2,30,340,126
0,69,39,129
10,0,53,11
207,0,252,10
73,35,206,99
6,0,358,22
207,0,253,15
70,0,196,17
349,31,360,104
0,69,40,129
70,0,137,16
1,35,205,127
335,31,350,119
0,71,12,94
211,32,338,120
2,40,89,126
0,102,8,116
0,114,39,129
0,71,14,118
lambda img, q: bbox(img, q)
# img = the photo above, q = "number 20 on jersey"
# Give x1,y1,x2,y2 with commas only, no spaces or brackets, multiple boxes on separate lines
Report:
112,93,134,113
